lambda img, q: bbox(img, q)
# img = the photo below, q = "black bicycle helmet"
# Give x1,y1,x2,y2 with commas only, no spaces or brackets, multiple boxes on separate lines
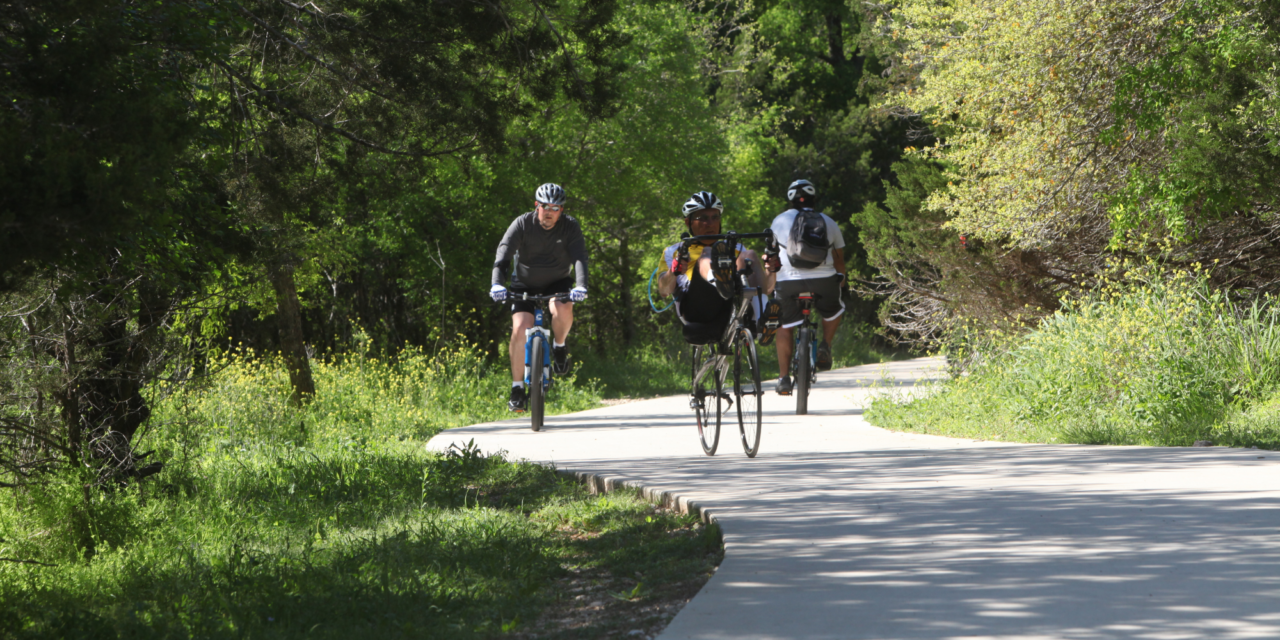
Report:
681,191,724,218
535,183,566,205
787,179,816,207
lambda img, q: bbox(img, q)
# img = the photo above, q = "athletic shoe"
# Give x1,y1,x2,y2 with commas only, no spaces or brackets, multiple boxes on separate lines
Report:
553,345,569,375
816,341,833,371
709,241,735,300
508,386,527,412
776,375,793,396
757,298,781,346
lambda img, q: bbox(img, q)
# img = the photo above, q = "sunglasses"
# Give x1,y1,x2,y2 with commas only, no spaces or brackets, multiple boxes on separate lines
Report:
539,204,563,212
691,214,721,223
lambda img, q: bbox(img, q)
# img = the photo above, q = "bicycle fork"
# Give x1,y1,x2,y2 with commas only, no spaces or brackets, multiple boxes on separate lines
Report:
524,325,553,389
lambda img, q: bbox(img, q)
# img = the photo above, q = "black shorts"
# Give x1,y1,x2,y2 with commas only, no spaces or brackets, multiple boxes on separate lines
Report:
509,277,574,315
774,276,845,328
676,273,733,345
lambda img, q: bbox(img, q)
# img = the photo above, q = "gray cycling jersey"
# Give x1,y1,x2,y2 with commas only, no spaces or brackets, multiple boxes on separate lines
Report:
492,211,589,289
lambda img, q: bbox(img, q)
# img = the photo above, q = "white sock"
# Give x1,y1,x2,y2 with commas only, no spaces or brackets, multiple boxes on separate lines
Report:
553,342,565,348
512,381,524,389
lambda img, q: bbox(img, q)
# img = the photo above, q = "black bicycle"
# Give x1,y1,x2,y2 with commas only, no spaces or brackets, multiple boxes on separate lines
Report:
785,291,822,415
680,231,769,457
503,292,568,431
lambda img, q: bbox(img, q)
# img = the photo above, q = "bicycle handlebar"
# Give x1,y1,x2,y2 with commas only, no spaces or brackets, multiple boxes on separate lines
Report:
495,292,570,304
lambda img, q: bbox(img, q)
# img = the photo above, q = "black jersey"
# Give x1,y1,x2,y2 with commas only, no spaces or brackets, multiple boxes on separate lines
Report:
492,211,589,289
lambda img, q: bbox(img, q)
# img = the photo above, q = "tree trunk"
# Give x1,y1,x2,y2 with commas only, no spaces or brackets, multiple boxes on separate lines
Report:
58,325,81,470
824,14,845,66
268,261,316,406
619,237,635,345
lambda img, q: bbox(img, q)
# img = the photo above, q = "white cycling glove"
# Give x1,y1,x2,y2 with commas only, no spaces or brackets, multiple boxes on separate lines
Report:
489,284,508,302
570,287,588,302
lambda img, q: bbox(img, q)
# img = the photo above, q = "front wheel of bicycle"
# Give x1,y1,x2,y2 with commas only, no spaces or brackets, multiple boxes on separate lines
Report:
795,325,812,415
734,329,763,457
693,349,721,456
529,337,546,431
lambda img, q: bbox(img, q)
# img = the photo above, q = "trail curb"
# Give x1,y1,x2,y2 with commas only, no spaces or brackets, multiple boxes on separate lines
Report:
555,468,717,524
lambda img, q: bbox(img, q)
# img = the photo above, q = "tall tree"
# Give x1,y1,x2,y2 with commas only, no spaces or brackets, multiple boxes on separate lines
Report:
203,0,629,400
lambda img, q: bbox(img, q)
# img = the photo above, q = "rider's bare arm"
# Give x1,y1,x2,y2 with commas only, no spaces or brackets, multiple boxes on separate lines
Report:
657,271,679,297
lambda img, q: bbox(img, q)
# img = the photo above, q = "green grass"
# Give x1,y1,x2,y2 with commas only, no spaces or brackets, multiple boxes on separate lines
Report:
0,344,720,639
166,342,604,445
867,269,1280,449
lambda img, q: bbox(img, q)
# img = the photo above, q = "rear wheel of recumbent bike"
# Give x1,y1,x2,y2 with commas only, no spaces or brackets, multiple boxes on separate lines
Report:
734,328,763,457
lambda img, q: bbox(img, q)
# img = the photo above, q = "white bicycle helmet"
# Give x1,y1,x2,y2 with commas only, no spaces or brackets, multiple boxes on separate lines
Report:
681,191,724,218
787,179,816,205
535,183,566,205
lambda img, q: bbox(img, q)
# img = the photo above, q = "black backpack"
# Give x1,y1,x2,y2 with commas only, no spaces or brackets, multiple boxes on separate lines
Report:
786,208,831,269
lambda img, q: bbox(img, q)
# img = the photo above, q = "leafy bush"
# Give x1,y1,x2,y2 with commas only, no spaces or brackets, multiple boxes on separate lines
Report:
149,341,603,453
868,268,1280,447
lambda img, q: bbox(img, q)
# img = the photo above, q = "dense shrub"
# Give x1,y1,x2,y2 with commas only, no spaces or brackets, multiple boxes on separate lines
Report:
868,268,1280,448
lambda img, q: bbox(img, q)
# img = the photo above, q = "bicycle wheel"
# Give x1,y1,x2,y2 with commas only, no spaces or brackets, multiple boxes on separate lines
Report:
795,325,812,415
809,334,819,384
734,328,763,457
529,336,546,431
693,348,721,456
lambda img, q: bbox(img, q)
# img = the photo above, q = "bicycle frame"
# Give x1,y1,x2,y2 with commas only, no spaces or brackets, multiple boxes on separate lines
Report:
689,348,728,409
679,229,771,456
504,291,568,431
524,306,553,389
791,294,819,378
785,292,821,415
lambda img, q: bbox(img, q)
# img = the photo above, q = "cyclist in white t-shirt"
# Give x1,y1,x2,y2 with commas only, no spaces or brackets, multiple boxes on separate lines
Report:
761,179,846,396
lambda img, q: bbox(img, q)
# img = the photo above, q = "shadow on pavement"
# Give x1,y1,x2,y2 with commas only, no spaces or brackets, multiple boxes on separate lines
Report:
591,446,1280,639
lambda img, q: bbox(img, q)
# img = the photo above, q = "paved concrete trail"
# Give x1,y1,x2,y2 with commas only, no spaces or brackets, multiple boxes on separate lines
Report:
427,357,1280,639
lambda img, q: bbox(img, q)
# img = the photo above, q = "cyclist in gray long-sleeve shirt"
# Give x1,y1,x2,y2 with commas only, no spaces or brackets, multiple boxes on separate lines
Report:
490,183,589,412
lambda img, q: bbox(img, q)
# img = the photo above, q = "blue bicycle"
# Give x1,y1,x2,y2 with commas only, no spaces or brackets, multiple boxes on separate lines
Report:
507,292,567,431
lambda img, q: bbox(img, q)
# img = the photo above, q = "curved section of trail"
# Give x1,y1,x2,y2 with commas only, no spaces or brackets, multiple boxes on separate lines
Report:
427,357,1280,639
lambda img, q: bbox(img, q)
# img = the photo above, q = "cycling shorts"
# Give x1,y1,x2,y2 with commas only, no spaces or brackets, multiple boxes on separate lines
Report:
775,275,845,328
509,277,574,315
676,272,733,345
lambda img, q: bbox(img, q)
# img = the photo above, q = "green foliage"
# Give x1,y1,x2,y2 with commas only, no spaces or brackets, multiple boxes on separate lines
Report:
0,0,235,287
868,268,1280,447
1106,0,1280,246
891,0,1162,245
575,339,692,399
714,0,909,272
